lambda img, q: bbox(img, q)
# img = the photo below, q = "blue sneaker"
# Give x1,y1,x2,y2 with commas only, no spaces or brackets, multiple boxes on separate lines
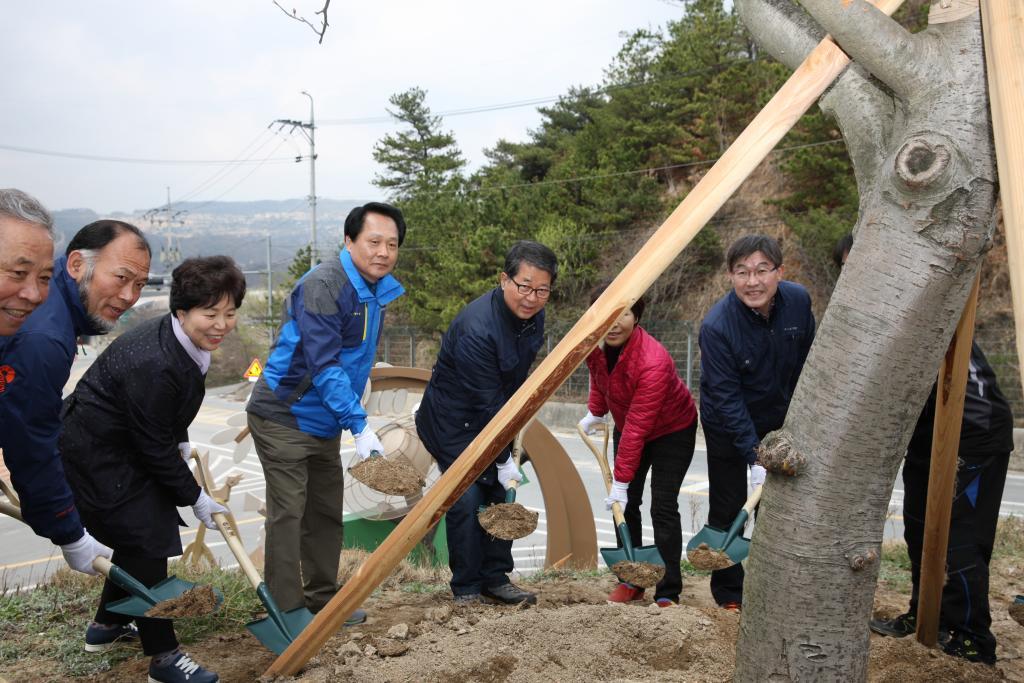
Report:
84,622,138,652
148,651,219,683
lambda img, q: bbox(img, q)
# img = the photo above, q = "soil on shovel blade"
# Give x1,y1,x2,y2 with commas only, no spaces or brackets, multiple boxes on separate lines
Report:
611,561,665,588
144,584,218,618
688,543,734,571
349,457,425,497
477,503,539,540
1010,602,1024,627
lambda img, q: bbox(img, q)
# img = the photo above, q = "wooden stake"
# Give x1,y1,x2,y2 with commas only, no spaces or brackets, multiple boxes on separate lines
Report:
265,1,905,675
916,275,981,647
981,0,1024,400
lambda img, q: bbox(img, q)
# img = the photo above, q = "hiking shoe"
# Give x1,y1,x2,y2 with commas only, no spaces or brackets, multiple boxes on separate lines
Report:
720,602,742,613
869,612,916,638
607,583,645,603
148,652,219,683
943,631,996,666
453,593,482,605
84,622,138,653
655,598,676,608
344,608,367,626
482,583,537,605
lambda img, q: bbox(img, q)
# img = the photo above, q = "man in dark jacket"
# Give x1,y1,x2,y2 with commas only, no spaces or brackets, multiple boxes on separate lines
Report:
0,220,151,587
0,189,54,337
416,240,558,605
698,234,815,609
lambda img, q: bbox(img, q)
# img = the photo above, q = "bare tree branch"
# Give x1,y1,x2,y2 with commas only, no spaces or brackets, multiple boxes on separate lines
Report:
273,0,331,44
798,0,926,97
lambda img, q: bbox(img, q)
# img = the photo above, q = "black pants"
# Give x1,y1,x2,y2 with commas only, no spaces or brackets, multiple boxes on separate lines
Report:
703,425,750,606
613,423,697,603
442,475,514,596
94,552,178,656
903,449,1009,658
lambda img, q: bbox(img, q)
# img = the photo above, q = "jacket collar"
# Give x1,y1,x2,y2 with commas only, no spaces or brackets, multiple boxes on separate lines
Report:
54,255,105,337
339,249,405,306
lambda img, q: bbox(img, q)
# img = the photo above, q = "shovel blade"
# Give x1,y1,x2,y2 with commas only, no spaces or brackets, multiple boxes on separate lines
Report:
686,526,751,566
246,607,315,654
600,543,663,571
105,576,223,619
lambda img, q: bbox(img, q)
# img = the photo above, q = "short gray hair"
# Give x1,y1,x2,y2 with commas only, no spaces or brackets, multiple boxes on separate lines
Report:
0,188,54,236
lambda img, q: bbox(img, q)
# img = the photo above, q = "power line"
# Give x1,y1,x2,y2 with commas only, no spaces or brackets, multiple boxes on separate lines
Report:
0,142,297,166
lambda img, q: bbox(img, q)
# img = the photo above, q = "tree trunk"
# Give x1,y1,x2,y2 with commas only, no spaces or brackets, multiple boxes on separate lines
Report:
733,1,997,680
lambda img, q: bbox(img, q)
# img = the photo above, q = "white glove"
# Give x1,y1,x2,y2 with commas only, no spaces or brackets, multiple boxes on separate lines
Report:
604,480,629,511
60,530,112,575
496,456,523,490
354,425,384,461
192,490,228,530
178,442,191,461
749,463,766,491
577,411,606,435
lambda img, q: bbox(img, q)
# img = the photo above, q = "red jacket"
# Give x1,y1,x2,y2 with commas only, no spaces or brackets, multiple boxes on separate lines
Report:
586,326,697,483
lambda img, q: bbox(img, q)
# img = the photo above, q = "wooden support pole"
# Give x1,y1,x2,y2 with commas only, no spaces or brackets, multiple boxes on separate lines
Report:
916,275,981,647
980,0,1024,399
265,1,904,675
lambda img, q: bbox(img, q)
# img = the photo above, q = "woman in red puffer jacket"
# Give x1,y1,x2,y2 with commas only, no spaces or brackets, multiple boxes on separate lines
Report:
578,282,697,606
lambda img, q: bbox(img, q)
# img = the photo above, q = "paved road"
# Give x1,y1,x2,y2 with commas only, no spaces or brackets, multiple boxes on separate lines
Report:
2,361,1023,591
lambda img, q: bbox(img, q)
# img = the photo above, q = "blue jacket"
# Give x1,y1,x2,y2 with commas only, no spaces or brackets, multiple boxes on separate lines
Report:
698,280,815,464
247,249,404,438
0,256,104,544
415,288,545,484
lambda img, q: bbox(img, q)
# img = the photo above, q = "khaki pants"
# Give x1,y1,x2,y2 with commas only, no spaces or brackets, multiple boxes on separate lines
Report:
247,413,345,612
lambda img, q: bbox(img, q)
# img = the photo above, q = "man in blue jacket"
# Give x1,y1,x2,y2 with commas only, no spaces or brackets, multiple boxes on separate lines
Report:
698,234,815,610
247,202,406,622
0,189,54,337
416,240,557,605
0,217,151,650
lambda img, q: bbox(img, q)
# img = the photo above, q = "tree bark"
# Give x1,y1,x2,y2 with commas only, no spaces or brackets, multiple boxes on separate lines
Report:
733,1,997,680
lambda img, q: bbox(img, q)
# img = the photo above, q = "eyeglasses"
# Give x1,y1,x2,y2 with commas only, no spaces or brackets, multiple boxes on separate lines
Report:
731,265,778,281
507,275,552,300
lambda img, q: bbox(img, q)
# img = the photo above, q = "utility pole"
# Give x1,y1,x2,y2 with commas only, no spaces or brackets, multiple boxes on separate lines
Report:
272,92,318,270
266,233,273,324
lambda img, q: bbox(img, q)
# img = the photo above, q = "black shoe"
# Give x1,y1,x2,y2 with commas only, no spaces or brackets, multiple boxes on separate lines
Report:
869,612,916,638
942,631,996,666
482,583,536,605
148,651,219,683
453,593,482,605
84,622,139,653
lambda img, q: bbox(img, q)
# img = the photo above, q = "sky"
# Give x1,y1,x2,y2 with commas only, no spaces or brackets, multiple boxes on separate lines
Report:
0,1,686,214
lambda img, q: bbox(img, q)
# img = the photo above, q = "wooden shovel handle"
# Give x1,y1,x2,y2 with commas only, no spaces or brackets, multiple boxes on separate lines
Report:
191,450,264,589
576,425,627,526
742,484,763,516
505,428,527,493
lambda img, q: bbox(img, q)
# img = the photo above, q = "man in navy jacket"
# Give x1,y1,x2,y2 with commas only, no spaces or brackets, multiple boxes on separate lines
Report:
698,234,815,609
416,241,557,605
0,218,151,580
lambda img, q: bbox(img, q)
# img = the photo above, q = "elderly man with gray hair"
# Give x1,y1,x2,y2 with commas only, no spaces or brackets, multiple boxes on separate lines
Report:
0,210,152,652
0,189,55,337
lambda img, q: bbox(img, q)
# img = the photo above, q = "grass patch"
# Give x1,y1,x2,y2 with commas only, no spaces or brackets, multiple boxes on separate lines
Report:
0,561,260,678
994,514,1024,559
523,566,610,584
877,540,912,592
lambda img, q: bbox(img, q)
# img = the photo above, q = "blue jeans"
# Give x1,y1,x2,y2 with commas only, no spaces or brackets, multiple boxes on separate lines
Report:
444,477,514,596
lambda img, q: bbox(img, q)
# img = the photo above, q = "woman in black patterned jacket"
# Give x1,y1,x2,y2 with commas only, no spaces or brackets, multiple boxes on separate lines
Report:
60,255,245,683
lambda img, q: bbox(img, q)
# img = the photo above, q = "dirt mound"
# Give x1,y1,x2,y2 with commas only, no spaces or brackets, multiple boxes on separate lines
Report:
348,456,424,496
868,635,1004,682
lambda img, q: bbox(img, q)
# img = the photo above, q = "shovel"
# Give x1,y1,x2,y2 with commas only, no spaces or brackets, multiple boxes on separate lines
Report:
686,485,763,570
477,428,538,540
193,455,313,654
0,499,218,619
577,425,665,588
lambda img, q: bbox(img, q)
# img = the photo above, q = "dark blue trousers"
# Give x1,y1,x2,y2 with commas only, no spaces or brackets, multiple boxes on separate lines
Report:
443,477,514,596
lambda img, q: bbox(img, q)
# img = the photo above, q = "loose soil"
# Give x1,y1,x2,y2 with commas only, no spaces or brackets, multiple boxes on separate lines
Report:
611,560,665,588
688,543,734,571
1011,602,1024,628
144,585,218,619
348,457,425,497
6,553,1024,682
477,503,539,540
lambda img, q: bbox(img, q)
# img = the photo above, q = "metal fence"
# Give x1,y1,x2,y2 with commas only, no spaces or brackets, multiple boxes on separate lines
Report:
377,319,1024,425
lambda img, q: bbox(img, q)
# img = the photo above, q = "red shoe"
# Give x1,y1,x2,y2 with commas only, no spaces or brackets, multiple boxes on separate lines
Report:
721,601,742,613
655,598,676,608
608,583,645,603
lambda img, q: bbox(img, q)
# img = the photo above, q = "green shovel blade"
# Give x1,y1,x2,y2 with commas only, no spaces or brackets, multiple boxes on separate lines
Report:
247,606,315,654
106,576,223,619
601,521,664,573
686,509,752,565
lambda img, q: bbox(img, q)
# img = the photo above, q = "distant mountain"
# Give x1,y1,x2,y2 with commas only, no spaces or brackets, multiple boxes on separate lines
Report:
128,198,365,216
